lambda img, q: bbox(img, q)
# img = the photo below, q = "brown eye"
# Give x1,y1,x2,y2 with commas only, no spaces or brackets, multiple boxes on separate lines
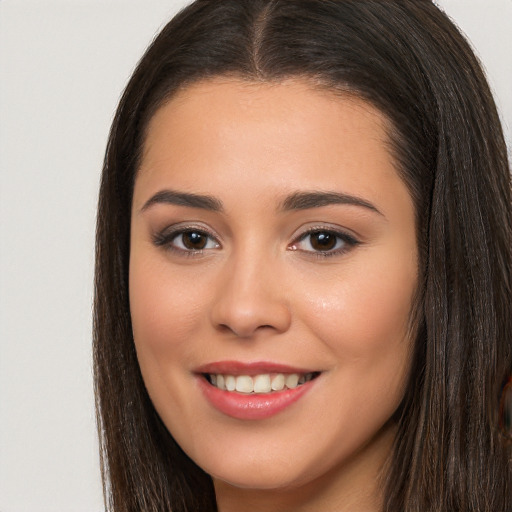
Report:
153,228,220,253
309,232,337,251
181,231,209,250
291,229,359,257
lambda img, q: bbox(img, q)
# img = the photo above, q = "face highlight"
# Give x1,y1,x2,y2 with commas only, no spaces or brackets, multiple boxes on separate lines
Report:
129,79,418,510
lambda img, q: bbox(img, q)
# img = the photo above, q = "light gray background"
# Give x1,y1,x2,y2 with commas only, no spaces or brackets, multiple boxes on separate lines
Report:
0,1,510,510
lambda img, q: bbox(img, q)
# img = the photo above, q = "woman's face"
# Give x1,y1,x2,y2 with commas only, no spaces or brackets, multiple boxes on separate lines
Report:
130,78,418,502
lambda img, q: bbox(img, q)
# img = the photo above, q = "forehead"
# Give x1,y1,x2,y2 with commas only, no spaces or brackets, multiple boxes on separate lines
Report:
142,78,390,152
135,78,407,215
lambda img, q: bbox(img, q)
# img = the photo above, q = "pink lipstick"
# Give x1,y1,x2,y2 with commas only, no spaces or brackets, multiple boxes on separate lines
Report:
195,361,320,420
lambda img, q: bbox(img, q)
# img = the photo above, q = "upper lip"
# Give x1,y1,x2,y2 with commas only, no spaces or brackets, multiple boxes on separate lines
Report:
194,360,318,376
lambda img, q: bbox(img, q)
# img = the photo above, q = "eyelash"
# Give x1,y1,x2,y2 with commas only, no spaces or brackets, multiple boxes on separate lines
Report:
290,227,360,258
152,226,220,257
152,226,360,258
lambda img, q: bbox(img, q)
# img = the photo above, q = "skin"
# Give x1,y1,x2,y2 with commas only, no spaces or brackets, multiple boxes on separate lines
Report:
129,78,418,512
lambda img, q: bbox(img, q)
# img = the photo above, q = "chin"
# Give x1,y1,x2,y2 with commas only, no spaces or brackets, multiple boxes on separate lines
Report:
194,444,329,492
210,465,309,491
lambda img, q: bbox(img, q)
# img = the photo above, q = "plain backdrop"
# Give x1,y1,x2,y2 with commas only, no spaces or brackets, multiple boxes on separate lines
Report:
0,1,510,510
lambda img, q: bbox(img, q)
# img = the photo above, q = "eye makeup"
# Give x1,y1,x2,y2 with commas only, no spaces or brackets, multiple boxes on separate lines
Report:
289,227,360,258
152,223,221,257
151,221,361,260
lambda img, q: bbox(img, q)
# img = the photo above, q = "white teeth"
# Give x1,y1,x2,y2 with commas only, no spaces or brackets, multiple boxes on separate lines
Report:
253,374,271,393
235,375,253,393
285,373,300,389
225,375,236,391
271,373,285,391
208,372,316,393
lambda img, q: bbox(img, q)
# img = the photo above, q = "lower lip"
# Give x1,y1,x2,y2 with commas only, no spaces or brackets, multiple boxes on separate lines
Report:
197,376,316,420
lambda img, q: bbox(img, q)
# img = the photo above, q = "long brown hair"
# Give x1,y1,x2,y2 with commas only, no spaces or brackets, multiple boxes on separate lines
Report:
94,1,512,510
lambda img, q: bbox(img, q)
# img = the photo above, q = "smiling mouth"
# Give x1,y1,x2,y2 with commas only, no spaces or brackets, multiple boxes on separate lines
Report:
203,372,320,394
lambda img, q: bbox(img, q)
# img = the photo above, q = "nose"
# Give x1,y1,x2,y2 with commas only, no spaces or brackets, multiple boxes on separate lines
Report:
209,252,292,338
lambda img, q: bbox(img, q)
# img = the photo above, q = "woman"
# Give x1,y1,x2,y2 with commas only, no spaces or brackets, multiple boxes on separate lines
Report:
94,1,512,510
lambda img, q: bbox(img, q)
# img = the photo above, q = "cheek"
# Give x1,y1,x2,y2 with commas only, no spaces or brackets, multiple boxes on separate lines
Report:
300,249,417,367
129,252,205,367
128,253,208,426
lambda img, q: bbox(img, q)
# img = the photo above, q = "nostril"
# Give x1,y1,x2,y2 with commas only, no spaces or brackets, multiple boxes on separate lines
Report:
216,322,283,338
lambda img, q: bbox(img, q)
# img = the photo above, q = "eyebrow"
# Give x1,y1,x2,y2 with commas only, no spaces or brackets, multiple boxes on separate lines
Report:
140,189,224,213
140,188,383,217
279,191,384,216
